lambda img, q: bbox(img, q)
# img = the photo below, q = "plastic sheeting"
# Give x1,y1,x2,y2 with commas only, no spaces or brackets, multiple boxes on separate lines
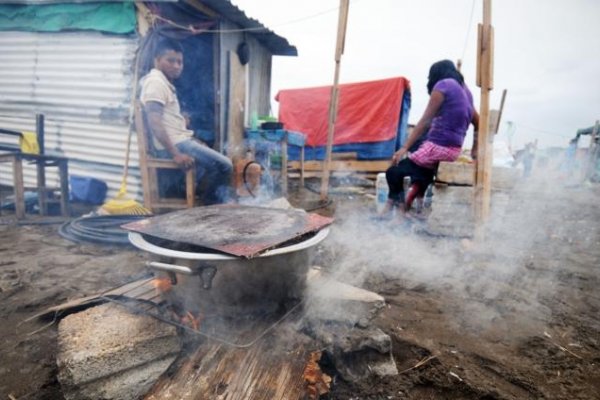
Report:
276,77,410,148
0,3,136,34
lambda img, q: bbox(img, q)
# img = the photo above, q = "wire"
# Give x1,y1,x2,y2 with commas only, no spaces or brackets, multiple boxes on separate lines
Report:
148,0,362,34
460,0,476,63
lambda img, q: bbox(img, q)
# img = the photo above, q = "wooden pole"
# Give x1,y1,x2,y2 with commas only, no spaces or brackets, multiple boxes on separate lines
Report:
474,0,494,238
495,89,507,133
320,0,350,200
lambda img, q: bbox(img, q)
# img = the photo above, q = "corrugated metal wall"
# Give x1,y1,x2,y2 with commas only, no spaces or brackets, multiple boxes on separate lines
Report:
0,31,143,201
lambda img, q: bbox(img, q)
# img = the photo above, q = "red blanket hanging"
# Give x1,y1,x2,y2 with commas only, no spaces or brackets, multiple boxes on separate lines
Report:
276,77,410,147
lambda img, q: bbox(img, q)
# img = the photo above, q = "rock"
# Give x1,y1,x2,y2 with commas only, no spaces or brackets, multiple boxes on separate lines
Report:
57,303,180,400
304,268,385,325
312,324,398,382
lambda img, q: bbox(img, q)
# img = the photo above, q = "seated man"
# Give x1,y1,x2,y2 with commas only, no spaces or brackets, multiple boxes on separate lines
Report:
140,37,233,205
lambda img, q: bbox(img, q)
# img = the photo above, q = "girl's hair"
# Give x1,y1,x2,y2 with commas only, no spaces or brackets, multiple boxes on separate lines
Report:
427,60,464,94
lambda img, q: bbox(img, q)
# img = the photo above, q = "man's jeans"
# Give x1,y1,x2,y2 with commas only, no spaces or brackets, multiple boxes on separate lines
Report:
156,139,233,205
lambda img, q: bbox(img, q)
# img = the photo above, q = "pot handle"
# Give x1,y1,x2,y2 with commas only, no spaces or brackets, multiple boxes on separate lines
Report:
145,261,194,275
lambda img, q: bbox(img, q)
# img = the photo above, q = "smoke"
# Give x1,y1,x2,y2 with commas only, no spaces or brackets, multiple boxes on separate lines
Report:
307,161,586,338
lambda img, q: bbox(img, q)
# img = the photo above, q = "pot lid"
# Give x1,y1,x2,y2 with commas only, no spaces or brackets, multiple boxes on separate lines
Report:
122,204,333,258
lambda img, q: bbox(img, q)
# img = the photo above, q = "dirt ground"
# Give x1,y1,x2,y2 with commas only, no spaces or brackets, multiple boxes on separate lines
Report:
1,171,599,400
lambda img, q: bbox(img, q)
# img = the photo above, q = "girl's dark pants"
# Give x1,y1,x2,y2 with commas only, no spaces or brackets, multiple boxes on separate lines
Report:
385,158,435,203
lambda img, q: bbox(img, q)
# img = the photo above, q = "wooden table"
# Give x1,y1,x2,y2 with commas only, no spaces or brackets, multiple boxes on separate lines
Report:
0,152,69,219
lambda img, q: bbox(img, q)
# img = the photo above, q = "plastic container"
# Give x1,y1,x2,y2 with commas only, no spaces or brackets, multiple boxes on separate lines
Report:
69,176,108,205
375,172,389,213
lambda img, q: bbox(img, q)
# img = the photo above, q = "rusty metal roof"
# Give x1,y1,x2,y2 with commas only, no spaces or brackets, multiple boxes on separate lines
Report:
201,0,297,56
122,205,332,258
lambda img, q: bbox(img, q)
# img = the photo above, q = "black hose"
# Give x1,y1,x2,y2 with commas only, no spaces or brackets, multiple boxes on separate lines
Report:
59,215,148,246
242,160,262,198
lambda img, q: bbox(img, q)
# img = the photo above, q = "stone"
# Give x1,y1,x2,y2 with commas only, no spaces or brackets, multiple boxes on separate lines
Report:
304,268,385,325
57,303,180,400
311,324,398,382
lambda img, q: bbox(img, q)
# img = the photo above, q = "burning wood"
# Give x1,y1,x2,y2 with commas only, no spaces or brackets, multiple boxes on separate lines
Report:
151,277,172,293
180,311,202,331
303,351,331,399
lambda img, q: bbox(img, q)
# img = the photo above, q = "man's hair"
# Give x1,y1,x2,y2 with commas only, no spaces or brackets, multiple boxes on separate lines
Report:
427,59,465,94
154,37,184,59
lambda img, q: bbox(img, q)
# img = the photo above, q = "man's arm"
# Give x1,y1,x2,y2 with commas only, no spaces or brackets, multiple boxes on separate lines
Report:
144,101,194,169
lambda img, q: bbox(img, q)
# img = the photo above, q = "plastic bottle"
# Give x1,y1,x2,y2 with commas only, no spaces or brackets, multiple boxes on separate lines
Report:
375,172,389,213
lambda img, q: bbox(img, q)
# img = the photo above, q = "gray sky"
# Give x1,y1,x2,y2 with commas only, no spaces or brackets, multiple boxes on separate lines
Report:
232,0,600,149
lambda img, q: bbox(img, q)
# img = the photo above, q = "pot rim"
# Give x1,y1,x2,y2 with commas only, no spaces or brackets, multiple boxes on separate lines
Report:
128,227,330,261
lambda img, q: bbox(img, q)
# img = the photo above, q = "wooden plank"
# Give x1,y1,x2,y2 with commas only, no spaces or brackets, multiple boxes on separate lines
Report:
228,50,247,160
185,169,195,208
281,134,288,196
12,157,25,219
289,159,389,173
24,277,158,322
145,324,314,400
36,160,47,216
331,152,358,160
58,159,70,217
474,0,494,237
134,103,154,210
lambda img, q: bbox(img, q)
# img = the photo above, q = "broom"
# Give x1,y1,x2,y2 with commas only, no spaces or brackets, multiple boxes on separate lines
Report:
99,126,151,215
99,55,151,216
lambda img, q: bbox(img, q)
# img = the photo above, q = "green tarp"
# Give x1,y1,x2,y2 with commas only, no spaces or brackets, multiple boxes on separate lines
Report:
0,3,136,34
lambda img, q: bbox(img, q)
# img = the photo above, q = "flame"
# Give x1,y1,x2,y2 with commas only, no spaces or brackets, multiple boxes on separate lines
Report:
151,277,172,293
181,311,203,331
303,351,331,399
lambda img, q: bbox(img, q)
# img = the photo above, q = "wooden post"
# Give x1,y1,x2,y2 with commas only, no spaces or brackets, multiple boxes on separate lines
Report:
281,133,288,196
495,89,507,133
474,0,494,238
35,114,48,215
12,157,25,219
320,0,350,200
58,159,70,217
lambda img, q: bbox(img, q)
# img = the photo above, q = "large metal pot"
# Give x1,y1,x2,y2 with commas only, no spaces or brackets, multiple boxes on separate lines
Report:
129,228,329,315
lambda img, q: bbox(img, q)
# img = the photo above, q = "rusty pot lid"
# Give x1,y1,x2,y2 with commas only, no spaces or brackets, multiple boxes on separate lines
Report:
122,204,333,258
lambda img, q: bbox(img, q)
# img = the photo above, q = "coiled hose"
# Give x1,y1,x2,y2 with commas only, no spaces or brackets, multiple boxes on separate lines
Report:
59,215,148,246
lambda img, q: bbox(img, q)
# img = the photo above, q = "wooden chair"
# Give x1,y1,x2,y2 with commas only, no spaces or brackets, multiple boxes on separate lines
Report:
134,102,196,212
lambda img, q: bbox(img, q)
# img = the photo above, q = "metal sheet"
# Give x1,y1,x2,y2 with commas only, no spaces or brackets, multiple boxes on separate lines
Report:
122,204,333,258
0,31,138,197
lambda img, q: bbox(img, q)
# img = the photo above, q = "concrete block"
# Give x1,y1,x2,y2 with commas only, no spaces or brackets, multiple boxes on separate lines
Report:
436,162,519,190
433,185,474,205
437,162,474,185
62,356,176,400
57,303,180,399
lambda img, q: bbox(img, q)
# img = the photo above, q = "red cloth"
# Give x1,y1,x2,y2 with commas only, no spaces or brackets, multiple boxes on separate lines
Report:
275,77,409,147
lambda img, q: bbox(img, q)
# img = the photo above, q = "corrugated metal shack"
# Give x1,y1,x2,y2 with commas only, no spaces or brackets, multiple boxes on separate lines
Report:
0,0,296,200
